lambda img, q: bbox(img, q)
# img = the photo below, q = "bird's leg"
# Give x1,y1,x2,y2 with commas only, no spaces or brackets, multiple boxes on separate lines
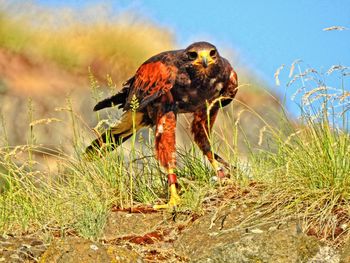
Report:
192,106,229,179
205,152,228,179
153,170,180,210
153,110,180,210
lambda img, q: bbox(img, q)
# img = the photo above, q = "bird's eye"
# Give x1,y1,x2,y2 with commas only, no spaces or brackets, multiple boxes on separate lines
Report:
210,49,217,57
188,51,198,60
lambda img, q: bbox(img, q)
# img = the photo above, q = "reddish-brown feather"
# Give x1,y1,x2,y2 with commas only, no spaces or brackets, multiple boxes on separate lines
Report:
230,69,238,86
132,61,177,105
227,69,238,97
191,107,219,159
155,111,176,169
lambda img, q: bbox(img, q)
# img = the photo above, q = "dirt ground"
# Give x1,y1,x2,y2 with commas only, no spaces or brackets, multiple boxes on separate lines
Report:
1,184,348,263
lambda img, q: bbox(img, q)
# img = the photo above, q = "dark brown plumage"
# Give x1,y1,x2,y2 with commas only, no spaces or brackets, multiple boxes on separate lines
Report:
86,41,238,209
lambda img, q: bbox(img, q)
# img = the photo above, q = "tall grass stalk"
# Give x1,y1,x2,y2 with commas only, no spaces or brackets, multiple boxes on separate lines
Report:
250,63,350,242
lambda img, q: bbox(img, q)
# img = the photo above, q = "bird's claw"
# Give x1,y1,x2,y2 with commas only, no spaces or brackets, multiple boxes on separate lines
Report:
211,167,232,184
217,168,226,179
153,192,181,210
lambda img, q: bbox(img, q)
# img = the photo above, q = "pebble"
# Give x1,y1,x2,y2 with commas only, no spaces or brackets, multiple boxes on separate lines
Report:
250,228,264,234
10,254,20,259
90,244,99,251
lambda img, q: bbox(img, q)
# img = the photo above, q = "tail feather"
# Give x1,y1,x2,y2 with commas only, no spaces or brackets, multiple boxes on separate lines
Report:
85,130,132,156
93,92,128,111
85,112,145,156
94,78,133,111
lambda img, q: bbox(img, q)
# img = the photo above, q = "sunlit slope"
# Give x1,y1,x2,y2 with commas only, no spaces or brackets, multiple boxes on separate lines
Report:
0,4,281,155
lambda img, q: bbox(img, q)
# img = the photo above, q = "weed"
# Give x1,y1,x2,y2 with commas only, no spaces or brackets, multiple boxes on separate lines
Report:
250,62,350,243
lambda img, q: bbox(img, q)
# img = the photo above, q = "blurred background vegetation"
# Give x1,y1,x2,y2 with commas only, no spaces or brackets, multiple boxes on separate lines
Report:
0,2,282,160
0,2,285,237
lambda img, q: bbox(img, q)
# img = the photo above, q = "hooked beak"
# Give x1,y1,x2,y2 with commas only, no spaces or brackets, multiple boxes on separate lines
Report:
198,50,210,68
202,56,208,68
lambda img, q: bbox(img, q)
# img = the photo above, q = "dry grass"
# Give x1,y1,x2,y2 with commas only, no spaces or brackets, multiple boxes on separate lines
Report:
250,62,350,244
0,2,173,73
1,63,349,245
1,1,350,247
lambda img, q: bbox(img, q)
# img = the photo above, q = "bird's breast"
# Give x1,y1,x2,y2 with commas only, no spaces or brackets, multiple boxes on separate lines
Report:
172,77,224,113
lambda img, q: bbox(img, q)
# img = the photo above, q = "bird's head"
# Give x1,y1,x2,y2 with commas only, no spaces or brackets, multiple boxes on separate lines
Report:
185,42,219,73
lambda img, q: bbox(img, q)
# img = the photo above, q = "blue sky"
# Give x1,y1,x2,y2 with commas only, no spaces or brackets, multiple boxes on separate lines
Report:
36,0,349,115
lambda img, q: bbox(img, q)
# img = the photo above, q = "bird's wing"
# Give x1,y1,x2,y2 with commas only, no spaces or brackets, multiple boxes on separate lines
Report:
220,59,238,107
125,60,178,110
227,67,238,97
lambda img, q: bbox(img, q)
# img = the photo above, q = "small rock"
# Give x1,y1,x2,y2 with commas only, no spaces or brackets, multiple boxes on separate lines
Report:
40,237,143,262
340,223,348,230
186,224,321,262
210,176,219,182
90,244,99,251
0,241,12,246
10,254,20,259
250,228,263,234
308,246,340,263
21,243,31,249
268,226,278,231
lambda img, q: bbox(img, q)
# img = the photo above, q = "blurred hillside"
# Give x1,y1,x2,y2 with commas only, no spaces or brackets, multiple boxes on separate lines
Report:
0,3,283,156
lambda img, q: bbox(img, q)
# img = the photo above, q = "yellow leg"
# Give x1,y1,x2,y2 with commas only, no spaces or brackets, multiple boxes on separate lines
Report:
211,159,219,170
153,184,180,210
153,169,181,210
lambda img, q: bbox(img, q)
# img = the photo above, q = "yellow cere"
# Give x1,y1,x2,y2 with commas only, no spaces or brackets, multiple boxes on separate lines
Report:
194,49,215,66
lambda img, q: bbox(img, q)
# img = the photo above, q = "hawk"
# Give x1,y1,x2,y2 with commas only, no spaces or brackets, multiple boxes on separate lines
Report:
86,41,238,209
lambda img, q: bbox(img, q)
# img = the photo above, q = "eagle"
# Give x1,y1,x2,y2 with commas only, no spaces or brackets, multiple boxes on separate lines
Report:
86,41,238,209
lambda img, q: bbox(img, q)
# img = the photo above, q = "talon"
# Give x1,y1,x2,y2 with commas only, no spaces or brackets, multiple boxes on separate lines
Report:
217,168,226,179
153,183,180,210
211,159,227,179
211,167,230,184
153,196,180,210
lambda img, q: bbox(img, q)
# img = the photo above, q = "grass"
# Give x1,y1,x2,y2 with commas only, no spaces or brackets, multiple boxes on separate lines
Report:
0,72,223,238
0,133,220,239
0,1,349,247
1,64,349,245
250,63,350,243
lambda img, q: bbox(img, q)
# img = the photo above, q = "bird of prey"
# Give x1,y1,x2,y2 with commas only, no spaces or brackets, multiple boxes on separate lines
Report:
86,41,238,209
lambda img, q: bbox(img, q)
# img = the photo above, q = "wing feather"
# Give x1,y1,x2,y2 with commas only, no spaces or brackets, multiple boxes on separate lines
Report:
125,61,177,110
220,59,238,107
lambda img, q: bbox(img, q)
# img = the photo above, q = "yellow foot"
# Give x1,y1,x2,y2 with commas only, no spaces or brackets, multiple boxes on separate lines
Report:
153,195,181,210
153,184,180,210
